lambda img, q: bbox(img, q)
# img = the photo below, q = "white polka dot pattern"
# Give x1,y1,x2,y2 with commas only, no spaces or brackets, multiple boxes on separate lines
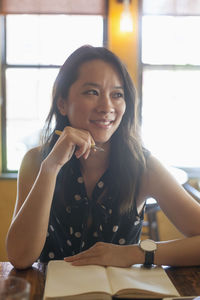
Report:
112,225,119,232
66,206,71,213
75,232,81,238
119,238,126,245
50,225,54,231
93,231,98,237
49,252,55,259
74,194,81,201
67,240,72,246
98,181,104,188
77,177,84,183
40,162,145,262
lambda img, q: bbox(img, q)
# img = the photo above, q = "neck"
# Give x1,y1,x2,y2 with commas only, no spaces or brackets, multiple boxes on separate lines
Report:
80,142,110,174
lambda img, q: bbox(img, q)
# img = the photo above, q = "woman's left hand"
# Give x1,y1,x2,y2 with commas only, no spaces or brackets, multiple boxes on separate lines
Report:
64,242,143,267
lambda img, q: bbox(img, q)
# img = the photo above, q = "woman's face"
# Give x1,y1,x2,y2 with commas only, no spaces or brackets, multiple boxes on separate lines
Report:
58,59,126,145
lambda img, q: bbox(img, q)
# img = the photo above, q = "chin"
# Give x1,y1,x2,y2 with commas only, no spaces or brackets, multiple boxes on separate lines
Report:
91,130,116,145
94,139,110,146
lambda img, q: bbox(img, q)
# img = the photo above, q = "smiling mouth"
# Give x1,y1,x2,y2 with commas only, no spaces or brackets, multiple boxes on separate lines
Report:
91,120,114,126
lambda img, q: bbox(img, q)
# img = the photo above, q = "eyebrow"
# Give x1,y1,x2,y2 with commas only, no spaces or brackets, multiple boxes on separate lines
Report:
83,82,124,90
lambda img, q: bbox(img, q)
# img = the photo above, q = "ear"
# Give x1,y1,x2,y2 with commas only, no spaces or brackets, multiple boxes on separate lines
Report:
57,97,68,116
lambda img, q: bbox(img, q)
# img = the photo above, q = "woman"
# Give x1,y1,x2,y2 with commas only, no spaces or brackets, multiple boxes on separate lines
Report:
6,45,200,269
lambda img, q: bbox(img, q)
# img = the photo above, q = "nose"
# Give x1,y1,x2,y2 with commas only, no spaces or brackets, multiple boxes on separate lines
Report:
96,94,115,114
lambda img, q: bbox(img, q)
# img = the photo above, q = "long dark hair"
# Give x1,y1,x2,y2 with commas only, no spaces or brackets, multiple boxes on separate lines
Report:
42,45,146,214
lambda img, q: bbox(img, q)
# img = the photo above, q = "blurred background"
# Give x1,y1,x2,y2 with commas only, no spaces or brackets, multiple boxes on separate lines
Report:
0,0,200,260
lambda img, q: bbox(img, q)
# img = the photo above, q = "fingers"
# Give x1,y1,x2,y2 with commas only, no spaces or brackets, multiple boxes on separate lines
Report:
64,242,111,267
46,127,96,172
66,257,101,266
64,242,135,268
64,243,102,266
64,252,97,266
64,244,98,262
58,127,95,160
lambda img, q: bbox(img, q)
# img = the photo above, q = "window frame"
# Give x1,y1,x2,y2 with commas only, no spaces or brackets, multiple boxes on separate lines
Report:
0,14,108,175
138,2,200,177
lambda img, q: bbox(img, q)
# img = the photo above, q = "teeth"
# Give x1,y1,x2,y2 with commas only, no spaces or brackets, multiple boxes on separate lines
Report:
93,120,113,125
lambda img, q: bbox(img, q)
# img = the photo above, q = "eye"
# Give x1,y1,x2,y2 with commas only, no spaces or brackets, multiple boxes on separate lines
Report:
112,91,124,99
84,89,99,96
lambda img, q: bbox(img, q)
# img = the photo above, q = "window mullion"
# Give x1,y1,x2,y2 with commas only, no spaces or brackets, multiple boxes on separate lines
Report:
1,16,8,173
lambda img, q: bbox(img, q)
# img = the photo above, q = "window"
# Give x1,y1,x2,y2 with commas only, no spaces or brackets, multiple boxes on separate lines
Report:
141,2,200,172
1,14,105,172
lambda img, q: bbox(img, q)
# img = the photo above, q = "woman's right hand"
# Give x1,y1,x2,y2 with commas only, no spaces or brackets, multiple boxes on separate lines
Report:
44,126,95,170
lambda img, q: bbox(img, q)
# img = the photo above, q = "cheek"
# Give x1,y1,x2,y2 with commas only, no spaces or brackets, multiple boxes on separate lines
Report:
66,101,81,116
118,102,126,119
65,104,78,125
67,102,90,126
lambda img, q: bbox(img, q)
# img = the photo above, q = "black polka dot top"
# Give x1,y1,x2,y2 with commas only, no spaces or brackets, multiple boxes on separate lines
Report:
38,157,145,262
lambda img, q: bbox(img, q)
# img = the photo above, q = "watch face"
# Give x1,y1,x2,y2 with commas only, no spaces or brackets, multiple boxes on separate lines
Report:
141,239,157,251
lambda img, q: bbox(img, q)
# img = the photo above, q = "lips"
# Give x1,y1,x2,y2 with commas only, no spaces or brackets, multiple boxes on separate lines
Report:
90,119,114,128
92,120,113,125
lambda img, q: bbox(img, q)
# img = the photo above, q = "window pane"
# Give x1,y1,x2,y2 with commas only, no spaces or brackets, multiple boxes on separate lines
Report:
6,15,103,65
142,68,200,168
4,14,104,171
142,16,200,65
6,68,59,170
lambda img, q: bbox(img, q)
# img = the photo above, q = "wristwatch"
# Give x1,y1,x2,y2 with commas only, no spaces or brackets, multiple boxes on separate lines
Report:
139,239,157,268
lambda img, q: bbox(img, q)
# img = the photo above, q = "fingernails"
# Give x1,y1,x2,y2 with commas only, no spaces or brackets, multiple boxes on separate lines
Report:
75,153,81,159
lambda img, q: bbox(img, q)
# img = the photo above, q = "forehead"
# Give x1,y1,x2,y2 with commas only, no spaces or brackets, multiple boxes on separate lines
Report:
77,59,122,83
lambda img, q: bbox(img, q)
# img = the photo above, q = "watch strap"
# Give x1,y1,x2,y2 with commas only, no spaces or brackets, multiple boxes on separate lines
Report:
144,250,154,268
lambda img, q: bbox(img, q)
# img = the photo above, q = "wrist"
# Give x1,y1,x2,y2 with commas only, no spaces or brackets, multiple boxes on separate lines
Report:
41,159,61,177
139,239,157,268
126,245,145,266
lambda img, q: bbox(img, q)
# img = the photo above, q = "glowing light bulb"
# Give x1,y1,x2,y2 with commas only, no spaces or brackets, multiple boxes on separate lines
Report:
120,0,133,32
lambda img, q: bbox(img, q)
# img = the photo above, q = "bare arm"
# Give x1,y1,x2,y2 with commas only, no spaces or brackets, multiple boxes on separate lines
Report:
140,155,200,236
6,127,95,269
64,235,200,267
155,236,200,266
6,147,59,269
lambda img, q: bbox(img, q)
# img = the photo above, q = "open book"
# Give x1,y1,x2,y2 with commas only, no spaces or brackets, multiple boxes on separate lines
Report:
43,260,179,300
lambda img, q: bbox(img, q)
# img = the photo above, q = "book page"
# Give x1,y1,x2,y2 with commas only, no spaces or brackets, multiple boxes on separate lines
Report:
163,298,199,300
107,264,179,298
44,260,112,299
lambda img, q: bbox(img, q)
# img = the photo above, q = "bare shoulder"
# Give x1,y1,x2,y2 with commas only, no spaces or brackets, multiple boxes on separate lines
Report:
145,154,166,174
18,146,42,179
141,155,162,186
13,146,43,217
140,154,180,199
17,146,43,193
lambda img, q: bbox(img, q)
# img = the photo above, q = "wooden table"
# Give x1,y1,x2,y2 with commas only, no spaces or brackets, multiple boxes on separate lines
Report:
1,262,200,299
